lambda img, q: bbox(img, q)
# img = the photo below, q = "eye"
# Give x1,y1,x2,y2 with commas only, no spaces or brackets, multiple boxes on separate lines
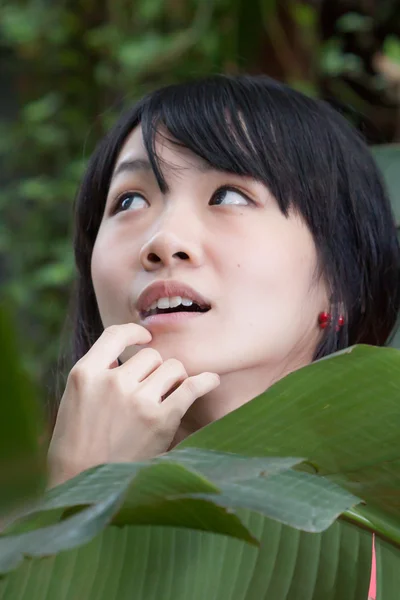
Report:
210,186,252,206
113,192,149,213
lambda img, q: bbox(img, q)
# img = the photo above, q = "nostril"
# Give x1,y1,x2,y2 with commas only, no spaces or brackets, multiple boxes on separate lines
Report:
148,253,161,263
146,250,190,264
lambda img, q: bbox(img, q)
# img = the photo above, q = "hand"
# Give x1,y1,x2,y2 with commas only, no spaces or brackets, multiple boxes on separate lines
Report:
47,323,220,488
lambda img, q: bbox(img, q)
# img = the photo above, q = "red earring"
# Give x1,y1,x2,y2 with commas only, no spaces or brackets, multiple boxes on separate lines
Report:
318,312,331,329
318,312,345,330
337,315,345,328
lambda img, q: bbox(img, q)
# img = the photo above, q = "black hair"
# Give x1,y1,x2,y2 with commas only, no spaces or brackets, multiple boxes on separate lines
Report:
57,74,400,407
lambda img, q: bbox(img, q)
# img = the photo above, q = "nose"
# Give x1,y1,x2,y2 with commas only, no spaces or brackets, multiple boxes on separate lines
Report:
139,222,203,272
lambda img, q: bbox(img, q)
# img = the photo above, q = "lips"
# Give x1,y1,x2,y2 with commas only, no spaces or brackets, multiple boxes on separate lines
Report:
136,280,212,317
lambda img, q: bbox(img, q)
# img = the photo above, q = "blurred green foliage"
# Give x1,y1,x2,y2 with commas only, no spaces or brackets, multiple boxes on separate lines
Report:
0,0,399,424
0,303,46,518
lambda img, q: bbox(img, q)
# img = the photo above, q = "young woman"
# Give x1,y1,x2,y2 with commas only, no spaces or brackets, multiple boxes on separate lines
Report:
48,75,400,597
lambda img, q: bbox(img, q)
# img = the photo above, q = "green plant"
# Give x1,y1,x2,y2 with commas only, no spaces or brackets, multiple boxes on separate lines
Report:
2,343,400,599
0,304,46,519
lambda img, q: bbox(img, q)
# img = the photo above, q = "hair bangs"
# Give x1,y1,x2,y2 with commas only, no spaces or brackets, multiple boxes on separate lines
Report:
137,76,293,214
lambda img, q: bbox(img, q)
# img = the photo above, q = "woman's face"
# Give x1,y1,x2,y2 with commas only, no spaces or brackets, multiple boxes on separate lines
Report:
91,125,328,381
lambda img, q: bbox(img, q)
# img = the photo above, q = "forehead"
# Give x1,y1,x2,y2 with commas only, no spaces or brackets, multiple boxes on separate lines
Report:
116,125,145,162
113,124,212,177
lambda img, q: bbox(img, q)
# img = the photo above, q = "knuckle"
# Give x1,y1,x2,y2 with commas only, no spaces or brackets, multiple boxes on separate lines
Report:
164,358,188,378
145,410,162,429
180,377,197,396
68,361,88,387
140,348,163,364
66,362,97,401
135,400,161,428
106,374,125,396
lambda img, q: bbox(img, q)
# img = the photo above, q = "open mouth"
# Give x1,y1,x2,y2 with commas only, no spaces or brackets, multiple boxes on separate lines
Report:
141,302,211,320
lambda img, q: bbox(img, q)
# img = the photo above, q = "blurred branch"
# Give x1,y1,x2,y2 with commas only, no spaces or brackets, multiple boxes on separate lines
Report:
261,2,304,81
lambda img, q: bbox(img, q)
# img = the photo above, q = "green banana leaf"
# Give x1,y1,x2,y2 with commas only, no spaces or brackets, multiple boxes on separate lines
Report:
376,538,400,600
0,451,360,573
3,345,400,598
181,346,400,541
0,514,372,600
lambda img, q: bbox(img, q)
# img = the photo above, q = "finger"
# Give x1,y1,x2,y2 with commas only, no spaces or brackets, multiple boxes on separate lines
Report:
119,348,163,382
82,323,152,371
163,373,220,414
138,358,188,402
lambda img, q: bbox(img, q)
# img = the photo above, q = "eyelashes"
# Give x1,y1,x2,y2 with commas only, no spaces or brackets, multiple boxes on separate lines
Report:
111,185,255,214
210,186,253,206
112,191,148,213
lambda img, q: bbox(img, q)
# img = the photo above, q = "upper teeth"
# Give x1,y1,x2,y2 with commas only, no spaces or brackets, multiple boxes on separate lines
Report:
149,296,194,310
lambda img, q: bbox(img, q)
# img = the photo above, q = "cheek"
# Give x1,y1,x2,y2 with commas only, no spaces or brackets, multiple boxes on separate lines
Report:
91,231,127,322
92,235,111,288
91,225,131,282
220,228,321,326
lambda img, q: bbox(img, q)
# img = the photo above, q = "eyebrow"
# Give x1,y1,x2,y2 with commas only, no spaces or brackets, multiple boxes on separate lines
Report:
111,153,217,183
111,158,154,182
